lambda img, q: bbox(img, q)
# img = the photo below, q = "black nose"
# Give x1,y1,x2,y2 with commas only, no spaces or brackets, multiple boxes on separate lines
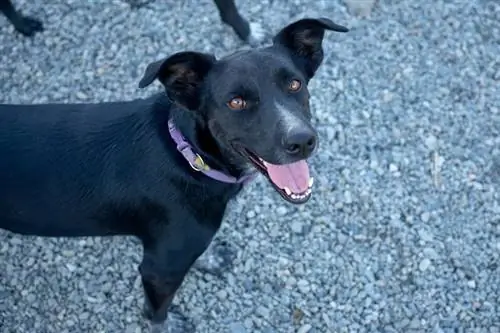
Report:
283,128,317,158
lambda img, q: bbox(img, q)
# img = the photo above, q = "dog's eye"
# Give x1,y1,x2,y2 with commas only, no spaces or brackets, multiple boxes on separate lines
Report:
288,79,302,92
227,97,246,111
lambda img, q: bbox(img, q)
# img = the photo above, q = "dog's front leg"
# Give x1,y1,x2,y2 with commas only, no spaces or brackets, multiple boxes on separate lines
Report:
140,275,193,333
139,220,218,332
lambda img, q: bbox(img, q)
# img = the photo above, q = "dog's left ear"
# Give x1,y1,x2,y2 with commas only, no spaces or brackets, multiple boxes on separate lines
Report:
273,18,348,79
138,51,216,110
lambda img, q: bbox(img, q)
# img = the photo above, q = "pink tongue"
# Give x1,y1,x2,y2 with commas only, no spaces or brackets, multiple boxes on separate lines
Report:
262,160,310,194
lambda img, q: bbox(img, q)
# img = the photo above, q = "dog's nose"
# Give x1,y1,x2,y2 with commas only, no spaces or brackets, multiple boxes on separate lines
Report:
283,128,317,158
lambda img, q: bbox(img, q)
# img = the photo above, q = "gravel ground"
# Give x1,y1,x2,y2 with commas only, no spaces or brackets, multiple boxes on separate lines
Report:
1,0,499,332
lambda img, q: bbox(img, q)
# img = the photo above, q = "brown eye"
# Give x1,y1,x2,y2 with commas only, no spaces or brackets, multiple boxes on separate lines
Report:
289,79,302,92
228,97,246,110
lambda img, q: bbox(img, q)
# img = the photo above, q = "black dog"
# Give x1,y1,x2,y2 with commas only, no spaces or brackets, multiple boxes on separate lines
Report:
0,18,348,332
0,0,254,42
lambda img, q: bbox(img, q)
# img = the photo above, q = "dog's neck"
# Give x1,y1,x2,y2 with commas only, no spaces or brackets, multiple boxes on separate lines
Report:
154,94,249,181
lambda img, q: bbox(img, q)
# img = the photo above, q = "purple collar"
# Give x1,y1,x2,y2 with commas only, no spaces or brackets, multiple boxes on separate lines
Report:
167,119,257,185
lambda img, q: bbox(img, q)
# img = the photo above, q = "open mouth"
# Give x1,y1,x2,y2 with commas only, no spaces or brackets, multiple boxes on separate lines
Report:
240,148,313,204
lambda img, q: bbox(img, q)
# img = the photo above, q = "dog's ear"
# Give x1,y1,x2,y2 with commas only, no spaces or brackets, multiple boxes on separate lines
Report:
138,51,216,110
272,18,348,79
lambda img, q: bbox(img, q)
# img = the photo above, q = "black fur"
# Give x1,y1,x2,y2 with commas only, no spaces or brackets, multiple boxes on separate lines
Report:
0,18,348,332
0,0,42,36
0,0,253,42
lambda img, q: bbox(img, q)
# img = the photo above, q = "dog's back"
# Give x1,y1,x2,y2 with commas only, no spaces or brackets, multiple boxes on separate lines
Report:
0,99,170,237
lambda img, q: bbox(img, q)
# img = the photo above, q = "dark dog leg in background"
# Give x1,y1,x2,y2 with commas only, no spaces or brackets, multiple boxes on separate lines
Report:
125,0,155,9
0,0,43,36
212,0,251,42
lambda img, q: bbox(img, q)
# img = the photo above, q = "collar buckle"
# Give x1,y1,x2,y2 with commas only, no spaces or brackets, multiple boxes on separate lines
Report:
189,154,210,172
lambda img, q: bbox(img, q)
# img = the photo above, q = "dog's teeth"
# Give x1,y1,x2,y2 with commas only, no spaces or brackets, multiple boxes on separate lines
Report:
284,187,292,195
308,177,314,188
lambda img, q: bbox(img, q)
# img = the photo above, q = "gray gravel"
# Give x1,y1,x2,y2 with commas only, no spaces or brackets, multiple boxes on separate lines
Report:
1,0,499,332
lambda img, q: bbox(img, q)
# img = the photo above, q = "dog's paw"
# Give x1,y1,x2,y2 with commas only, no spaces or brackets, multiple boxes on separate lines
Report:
193,239,237,276
149,308,195,333
14,16,44,37
247,22,266,47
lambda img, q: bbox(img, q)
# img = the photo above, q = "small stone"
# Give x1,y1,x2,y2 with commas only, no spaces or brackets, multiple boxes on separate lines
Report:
229,322,248,333
424,134,438,150
297,324,312,333
244,318,253,329
409,318,421,329
243,278,254,292
389,163,398,172
62,250,74,257
126,324,141,333
276,206,288,216
420,212,431,223
344,190,353,204
467,280,476,289
290,221,303,234
215,289,227,299
344,0,377,16
269,225,280,237
397,318,410,329
76,91,88,100
419,258,431,271
256,305,271,318
422,247,439,259
418,229,433,242
26,293,36,303
382,89,394,103
297,279,310,293
246,210,256,219
66,263,76,272
472,301,481,310
326,127,335,141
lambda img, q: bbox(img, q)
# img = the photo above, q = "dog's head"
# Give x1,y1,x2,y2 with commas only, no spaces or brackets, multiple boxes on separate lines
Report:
139,18,348,204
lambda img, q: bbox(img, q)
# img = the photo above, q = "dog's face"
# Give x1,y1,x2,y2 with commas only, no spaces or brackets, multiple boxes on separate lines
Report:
139,18,348,204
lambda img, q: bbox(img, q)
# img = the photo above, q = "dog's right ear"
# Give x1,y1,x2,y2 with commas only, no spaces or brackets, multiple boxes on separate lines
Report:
138,51,216,110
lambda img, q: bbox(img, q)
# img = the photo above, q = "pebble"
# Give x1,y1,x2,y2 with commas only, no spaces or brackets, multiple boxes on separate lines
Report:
418,229,434,242
229,322,247,333
425,135,439,150
290,221,304,234
297,279,310,294
297,324,312,333
246,210,256,219
256,305,271,318
75,91,88,100
419,258,432,272
276,206,288,216
421,212,431,223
